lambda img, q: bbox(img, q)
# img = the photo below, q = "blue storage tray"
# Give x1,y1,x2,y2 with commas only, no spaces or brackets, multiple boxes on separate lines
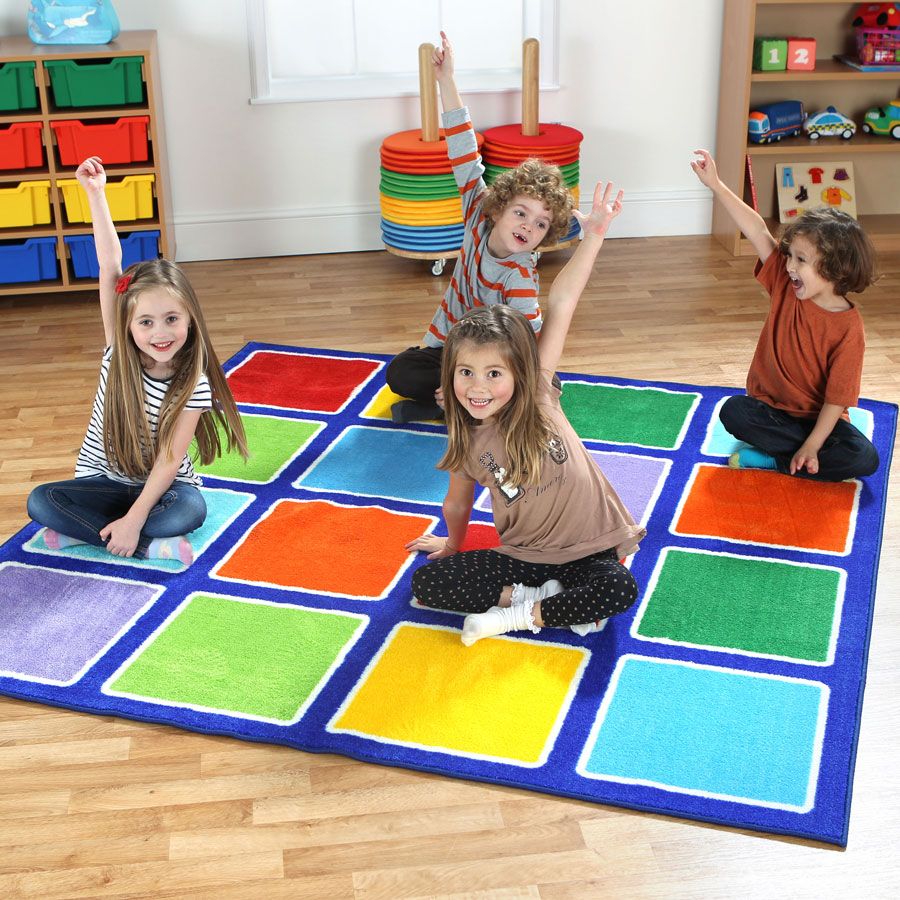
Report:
0,236,58,284
65,230,160,279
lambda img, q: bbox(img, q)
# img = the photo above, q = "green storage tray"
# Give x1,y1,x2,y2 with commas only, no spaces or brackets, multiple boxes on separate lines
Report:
0,61,38,112
45,56,144,108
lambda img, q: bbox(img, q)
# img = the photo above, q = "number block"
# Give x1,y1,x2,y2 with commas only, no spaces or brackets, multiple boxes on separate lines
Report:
787,37,817,71
753,37,788,72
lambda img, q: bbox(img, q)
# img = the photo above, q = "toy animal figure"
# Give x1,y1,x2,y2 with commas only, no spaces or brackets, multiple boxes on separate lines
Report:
27,1,120,45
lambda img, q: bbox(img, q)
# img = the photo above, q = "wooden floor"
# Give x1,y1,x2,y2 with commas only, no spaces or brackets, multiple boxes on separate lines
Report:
0,237,897,898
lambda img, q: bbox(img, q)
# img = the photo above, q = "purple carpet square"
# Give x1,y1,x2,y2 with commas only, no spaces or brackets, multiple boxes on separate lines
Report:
0,563,163,685
474,450,668,525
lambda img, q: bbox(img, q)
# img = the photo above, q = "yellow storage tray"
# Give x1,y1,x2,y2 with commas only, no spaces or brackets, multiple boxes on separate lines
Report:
0,180,51,228
57,175,155,224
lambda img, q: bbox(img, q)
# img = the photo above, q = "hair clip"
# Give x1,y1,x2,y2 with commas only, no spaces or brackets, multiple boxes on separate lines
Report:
115,274,133,294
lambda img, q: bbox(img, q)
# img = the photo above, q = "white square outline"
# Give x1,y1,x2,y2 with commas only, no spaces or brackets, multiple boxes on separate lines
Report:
631,547,846,666
226,349,383,415
327,620,590,768
0,561,164,687
560,379,701,451
101,590,368,726
210,496,438,601
670,462,860,556
293,424,448,507
575,653,829,813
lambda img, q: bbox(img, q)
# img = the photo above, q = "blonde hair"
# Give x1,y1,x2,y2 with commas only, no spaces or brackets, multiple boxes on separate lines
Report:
482,159,574,246
438,306,554,488
104,258,248,478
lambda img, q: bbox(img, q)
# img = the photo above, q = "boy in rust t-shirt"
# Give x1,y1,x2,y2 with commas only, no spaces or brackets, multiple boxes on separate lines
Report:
692,149,879,482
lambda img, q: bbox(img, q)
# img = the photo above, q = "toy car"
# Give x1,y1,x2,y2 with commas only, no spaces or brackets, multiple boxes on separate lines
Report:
748,100,805,143
862,99,900,138
803,106,856,140
851,3,900,27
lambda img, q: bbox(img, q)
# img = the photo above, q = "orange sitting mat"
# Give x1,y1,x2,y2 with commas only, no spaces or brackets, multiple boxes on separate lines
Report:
482,149,581,167
382,128,484,157
380,157,454,176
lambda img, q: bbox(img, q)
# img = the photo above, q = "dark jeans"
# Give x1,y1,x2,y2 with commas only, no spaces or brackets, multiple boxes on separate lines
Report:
720,395,879,482
411,547,638,627
385,345,443,404
27,475,207,558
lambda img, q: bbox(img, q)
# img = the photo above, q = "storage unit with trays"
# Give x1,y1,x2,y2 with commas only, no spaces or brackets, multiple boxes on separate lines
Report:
713,0,900,256
0,31,173,294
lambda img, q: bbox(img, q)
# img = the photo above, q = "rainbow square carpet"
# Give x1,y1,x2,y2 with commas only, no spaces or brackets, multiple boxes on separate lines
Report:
0,342,895,845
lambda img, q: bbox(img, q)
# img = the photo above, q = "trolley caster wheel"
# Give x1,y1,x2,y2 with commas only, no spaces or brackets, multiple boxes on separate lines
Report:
431,258,447,276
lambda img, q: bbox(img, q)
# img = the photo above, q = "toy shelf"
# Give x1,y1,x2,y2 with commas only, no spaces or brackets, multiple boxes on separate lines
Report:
713,0,900,256
0,31,172,295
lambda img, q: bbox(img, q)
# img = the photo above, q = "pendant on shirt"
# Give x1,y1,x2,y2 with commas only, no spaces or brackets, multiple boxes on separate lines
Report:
479,451,525,506
547,434,568,465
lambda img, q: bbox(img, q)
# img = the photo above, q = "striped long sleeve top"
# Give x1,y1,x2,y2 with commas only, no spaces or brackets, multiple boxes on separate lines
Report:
422,106,542,348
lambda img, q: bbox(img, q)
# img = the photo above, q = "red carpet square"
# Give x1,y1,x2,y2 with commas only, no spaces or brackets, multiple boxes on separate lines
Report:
674,465,858,554
227,350,381,412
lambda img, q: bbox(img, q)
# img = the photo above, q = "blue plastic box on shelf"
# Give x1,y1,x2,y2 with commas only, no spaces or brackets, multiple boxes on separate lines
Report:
0,236,58,284
65,229,160,279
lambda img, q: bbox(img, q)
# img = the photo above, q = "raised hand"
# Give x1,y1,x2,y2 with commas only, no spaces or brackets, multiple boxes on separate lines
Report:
432,30,454,80
573,181,624,237
75,156,106,194
690,149,721,190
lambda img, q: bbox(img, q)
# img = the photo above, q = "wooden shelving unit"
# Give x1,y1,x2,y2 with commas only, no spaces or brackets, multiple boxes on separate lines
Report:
0,31,172,295
713,0,900,256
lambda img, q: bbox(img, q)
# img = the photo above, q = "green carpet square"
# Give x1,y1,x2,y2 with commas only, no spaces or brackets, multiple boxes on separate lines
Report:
636,549,843,662
195,414,323,483
106,593,365,722
560,382,699,448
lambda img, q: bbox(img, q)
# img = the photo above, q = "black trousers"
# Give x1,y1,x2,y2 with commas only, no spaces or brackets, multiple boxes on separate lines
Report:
411,547,638,628
385,346,443,404
720,395,879,482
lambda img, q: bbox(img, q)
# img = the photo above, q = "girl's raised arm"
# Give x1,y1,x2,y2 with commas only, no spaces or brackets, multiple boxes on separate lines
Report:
538,181,623,375
75,157,122,346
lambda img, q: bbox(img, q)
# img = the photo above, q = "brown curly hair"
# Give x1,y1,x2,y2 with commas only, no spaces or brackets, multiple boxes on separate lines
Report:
482,158,574,246
778,207,877,296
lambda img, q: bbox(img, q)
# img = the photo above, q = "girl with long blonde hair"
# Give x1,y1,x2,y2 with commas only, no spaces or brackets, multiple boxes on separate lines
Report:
27,157,247,564
407,183,646,645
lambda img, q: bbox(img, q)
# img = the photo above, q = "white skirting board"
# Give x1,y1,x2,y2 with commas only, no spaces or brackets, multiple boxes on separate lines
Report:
172,191,714,263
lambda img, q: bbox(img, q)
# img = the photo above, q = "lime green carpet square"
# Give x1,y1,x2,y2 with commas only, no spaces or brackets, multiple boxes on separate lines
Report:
107,594,364,721
195,414,321,483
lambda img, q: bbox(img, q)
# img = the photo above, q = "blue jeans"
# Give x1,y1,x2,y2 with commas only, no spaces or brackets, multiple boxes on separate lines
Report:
27,475,207,558
720,395,879,482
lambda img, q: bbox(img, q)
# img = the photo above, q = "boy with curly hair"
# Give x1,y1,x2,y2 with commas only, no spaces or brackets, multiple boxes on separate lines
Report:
386,31,574,422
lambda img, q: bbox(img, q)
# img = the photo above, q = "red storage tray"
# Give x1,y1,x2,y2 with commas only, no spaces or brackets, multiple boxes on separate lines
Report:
0,122,44,170
51,116,150,166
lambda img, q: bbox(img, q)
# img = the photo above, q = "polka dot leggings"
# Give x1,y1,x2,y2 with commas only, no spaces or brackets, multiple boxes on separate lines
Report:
411,547,638,627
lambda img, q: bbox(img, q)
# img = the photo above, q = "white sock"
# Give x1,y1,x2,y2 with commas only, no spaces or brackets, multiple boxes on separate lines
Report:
571,619,608,637
42,528,87,550
461,602,540,647
145,536,194,565
510,579,564,605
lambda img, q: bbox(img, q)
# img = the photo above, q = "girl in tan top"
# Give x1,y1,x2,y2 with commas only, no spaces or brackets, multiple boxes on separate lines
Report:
406,183,645,645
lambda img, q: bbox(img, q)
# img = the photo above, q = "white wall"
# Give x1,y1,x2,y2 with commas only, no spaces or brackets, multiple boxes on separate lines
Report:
0,1,724,261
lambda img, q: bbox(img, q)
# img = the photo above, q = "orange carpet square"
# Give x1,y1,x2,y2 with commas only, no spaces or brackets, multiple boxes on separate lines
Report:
216,499,434,597
674,466,857,553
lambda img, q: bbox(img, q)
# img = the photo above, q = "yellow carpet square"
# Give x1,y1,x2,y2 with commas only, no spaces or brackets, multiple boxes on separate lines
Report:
360,384,442,423
330,623,588,765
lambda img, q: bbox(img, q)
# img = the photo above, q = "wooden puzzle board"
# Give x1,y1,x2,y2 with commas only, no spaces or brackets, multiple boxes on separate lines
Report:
775,161,857,223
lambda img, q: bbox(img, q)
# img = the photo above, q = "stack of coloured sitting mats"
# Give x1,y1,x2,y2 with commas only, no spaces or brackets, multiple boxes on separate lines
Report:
481,37,583,247
481,123,582,244
379,126,484,254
